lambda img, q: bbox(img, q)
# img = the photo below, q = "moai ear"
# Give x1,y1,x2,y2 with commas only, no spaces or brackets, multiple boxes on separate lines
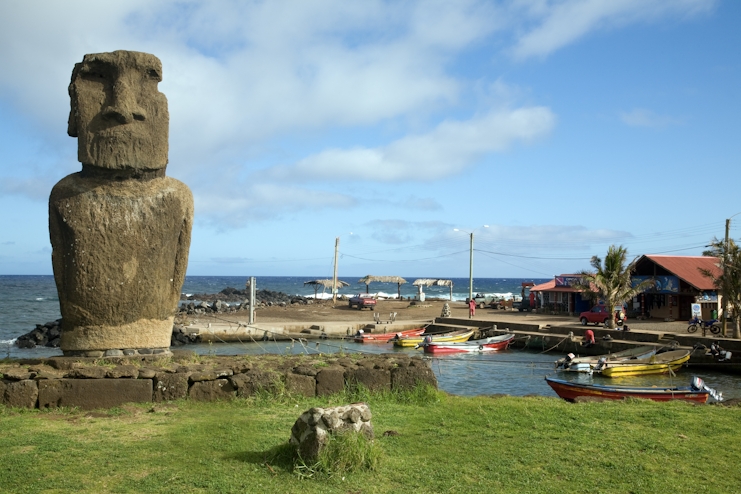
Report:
67,64,81,137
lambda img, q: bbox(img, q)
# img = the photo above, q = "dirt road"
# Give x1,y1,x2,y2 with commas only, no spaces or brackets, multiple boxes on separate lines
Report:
178,298,697,336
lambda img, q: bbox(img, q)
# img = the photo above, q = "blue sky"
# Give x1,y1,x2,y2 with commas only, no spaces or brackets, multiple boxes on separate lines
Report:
0,0,739,280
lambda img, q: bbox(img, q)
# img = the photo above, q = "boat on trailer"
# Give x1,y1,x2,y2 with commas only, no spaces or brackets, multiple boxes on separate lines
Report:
555,345,659,373
422,333,515,354
545,375,722,403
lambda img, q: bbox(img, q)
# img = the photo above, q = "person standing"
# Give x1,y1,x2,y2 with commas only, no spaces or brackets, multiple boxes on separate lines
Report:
468,298,476,319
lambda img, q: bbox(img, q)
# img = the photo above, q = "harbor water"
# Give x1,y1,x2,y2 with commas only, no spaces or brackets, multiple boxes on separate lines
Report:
2,275,740,400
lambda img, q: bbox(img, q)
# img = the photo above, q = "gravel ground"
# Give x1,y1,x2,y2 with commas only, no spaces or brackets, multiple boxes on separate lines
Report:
181,298,734,337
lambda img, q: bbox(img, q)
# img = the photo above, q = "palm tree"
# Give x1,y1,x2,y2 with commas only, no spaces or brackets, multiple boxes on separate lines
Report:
701,238,741,339
577,245,655,328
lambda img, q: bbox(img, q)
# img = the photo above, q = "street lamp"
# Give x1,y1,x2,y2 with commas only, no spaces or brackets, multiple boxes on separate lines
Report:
722,213,741,336
332,232,352,304
454,225,489,302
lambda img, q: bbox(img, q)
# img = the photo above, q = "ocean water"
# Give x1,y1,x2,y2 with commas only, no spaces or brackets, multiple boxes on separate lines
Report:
2,275,739,400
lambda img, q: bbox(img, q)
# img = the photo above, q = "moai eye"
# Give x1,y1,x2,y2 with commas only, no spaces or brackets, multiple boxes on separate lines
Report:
80,63,111,82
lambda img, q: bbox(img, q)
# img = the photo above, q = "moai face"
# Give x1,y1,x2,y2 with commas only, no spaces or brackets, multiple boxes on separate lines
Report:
68,51,168,171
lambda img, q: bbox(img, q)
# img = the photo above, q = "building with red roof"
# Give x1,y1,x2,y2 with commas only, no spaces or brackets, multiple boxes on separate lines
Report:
530,255,721,321
632,255,720,321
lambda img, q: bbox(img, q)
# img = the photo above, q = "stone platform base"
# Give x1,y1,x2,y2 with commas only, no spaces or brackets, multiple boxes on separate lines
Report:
0,353,437,410
63,347,171,358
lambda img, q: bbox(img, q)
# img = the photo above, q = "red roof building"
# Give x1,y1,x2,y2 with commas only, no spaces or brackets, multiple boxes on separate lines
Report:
632,255,720,321
530,256,721,320
531,274,592,315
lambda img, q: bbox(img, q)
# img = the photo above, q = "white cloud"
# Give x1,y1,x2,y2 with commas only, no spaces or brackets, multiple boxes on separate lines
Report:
619,108,685,128
0,0,511,184
510,0,716,60
266,106,556,182
0,0,716,236
194,182,356,227
0,0,153,129
366,219,451,245
478,224,633,250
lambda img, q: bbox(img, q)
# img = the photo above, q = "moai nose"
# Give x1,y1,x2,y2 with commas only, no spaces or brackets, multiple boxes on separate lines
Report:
103,80,147,124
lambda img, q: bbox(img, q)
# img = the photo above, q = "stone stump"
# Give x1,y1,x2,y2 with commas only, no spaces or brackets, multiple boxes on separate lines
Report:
289,403,373,461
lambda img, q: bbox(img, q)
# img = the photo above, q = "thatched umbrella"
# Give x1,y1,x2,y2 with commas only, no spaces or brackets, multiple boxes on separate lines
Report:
303,279,349,298
358,275,407,298
413,279,454,300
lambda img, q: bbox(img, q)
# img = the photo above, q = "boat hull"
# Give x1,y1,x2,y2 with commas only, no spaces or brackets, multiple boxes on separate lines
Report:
556,345,658,373
354,328,424,343
545,377,709,403
394,330,473,348
423,334,514,354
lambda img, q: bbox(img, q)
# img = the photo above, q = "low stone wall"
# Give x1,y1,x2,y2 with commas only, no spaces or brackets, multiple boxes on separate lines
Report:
0,352,437,410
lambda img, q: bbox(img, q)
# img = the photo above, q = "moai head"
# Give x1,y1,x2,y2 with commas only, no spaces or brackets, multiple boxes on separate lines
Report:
68,50,168,172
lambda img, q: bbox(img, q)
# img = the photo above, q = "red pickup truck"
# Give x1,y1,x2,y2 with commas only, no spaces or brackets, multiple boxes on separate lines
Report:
349,294,377,310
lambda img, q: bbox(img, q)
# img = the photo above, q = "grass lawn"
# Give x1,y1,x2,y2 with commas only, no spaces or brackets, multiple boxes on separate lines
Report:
1,388,739,493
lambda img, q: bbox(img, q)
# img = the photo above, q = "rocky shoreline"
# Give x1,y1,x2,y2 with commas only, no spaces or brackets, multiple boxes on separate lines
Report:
14,319,201,349
14,287,316,350
180,286,314,308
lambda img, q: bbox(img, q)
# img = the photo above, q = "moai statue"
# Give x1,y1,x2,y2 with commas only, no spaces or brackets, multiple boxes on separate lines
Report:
49,51,193,356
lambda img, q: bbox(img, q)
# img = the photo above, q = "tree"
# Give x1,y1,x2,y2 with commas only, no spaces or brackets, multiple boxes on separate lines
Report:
577,245,655,328
701,238,741,339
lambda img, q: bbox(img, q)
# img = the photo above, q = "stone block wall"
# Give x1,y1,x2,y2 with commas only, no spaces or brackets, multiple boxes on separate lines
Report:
0,353,437,410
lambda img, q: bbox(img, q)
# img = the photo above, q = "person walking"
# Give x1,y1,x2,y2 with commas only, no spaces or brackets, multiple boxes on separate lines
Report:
468,298,476,319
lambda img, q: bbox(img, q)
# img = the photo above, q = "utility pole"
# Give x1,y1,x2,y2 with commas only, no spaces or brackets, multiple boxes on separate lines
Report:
248,276,256,325
332,236,339,304
454,226,487,302
723,218,730,336
468,232,474,302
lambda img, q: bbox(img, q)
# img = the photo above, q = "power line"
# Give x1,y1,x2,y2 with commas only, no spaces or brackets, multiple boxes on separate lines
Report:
340,250,469,263
474,248,591,260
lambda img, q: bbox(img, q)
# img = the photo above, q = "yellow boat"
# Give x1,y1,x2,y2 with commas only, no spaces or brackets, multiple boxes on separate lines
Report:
601,349,691,378
393,329,474,348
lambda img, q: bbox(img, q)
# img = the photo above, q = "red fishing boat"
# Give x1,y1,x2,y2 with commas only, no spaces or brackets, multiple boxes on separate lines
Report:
545,376,722,403
423,333,514,354
354,327,425,343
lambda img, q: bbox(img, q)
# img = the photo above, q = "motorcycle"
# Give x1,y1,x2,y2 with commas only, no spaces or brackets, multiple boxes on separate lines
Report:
614,310,625,327
687,316,721,335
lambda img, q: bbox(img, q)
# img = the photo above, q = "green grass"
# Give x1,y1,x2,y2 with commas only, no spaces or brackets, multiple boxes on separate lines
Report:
1,390,739,493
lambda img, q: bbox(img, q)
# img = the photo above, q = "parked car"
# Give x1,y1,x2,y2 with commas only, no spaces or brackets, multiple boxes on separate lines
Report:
579,305,612,326
467,294,495,309
349,294,377,310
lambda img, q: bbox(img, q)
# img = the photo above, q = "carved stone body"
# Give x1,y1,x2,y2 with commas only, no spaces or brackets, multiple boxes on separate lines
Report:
50,51,193,355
